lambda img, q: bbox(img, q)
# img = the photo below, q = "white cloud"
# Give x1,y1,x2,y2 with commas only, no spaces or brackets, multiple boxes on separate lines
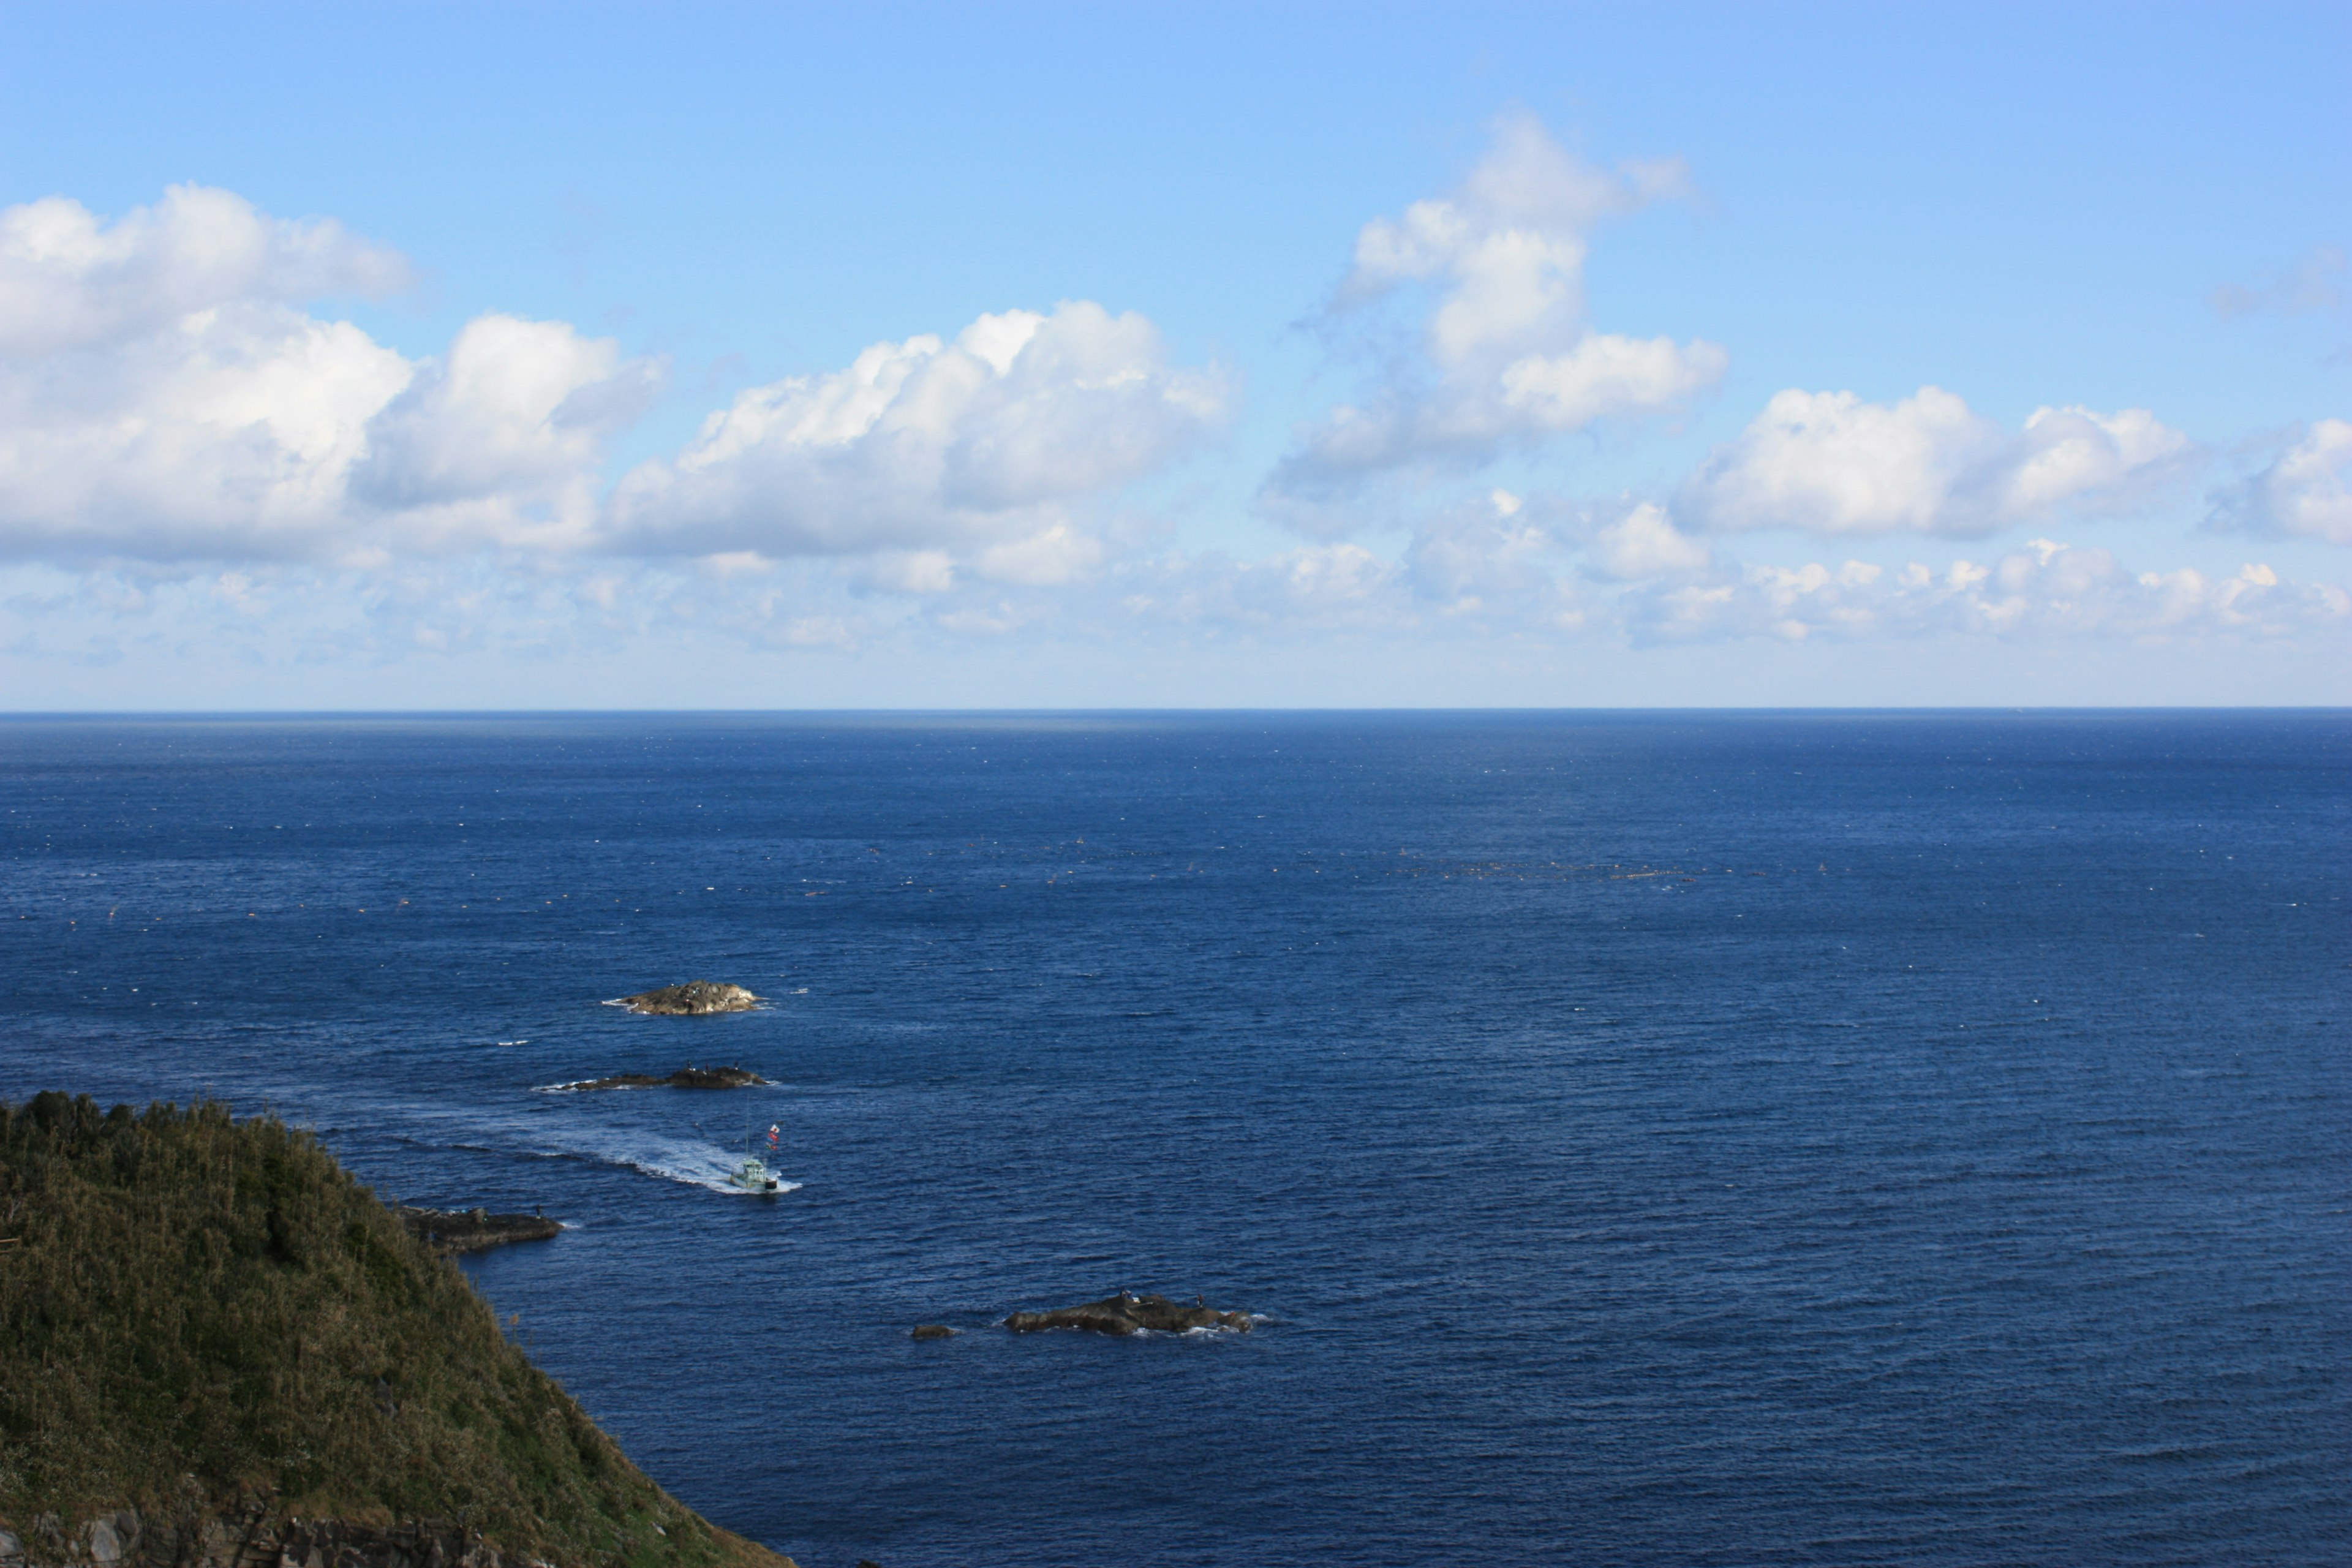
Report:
0,292,413,560
1404,491,1575,621
0,190,1212,575
1587,502,1714,580
1267,113,1723,516
1109,543,1402,633
0,187,655,563
0,184,409,357
607,301,1228,559
1623,538,2344,644
2209,419,2352,545
7,521,2339,699
352,313,664,549
1674,386,2192,538
1497,333,1727,433
973,523,1106,586
861,549,958,595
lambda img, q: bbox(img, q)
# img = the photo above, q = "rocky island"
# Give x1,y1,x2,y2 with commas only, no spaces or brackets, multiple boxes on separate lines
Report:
549,1065,769,1092
394,1205,562,1254
0,1092,796,1568
1005,1292,1252,1336
611,982,761,1016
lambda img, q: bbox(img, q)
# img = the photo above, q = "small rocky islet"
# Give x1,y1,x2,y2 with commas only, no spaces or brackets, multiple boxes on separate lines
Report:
611,981,762,1016
552,1065,770,1092
1003,1292,1252,1336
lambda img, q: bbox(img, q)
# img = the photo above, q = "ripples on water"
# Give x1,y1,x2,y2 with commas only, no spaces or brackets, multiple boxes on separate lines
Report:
2,712,2344,1566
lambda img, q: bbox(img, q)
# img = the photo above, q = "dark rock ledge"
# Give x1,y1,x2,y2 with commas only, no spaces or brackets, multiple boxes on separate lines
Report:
1004,1292,1251,1336
610,981,761,1016
0,1502,558,1568
548,1065,770,1092
394,1205,561,1255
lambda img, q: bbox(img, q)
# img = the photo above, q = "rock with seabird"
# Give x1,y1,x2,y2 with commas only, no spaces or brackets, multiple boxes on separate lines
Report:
611,981,761,1015
1003,1292,1251,1336
549,1065,770,1091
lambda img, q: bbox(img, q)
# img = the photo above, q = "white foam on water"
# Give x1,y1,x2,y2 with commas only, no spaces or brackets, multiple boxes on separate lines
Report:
576,1130,801,1194
347,1098,804,1198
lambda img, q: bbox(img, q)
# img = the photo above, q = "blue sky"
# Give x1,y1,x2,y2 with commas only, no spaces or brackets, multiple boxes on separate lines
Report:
1,1,2345,707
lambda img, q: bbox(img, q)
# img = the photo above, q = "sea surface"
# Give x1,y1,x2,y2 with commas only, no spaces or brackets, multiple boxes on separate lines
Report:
1,711,2345,1567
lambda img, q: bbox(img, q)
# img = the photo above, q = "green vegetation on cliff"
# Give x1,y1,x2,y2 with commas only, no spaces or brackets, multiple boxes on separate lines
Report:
0,1093,783,1568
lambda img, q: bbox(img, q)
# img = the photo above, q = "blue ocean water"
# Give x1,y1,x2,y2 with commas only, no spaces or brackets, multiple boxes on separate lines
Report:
2,712,2345,1567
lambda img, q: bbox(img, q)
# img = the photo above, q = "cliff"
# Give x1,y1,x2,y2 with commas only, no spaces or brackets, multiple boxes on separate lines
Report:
0,1093,793,1568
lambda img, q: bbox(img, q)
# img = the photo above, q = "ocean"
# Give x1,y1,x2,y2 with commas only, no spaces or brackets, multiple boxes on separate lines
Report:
2,711,2344,1566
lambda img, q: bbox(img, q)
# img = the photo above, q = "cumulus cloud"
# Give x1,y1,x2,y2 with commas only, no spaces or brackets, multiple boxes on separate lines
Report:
352,313,664,549
0,189,1219,576
2208,419,2352,545
606,302,1228,565
1673,387,2192,538
1265,113,1724,520
0,187,655,563
0,184,409,357
0,289,413,560
1585,502,1715,580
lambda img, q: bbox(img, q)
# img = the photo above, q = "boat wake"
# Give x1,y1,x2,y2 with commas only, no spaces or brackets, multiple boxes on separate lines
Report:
586,1133,802,1195
363,1104,802,1198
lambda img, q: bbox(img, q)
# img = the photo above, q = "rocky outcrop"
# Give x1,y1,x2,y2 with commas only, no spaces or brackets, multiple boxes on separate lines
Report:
0,1502,542,1568
611,982,760,1016
0,1503,794,1568
1003,1292,1251,1336
549,1065,769,1092
394,1205,561,1255
909,1324,957,1340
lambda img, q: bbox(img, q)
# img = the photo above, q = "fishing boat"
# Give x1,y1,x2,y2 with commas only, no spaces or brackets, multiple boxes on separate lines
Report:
728,1123,784,1193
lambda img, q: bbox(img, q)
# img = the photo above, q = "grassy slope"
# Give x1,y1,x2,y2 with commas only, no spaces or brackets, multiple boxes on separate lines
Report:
0,1093,786,1568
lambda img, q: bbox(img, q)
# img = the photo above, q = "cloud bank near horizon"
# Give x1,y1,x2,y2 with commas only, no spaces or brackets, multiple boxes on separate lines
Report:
0,121,2345,682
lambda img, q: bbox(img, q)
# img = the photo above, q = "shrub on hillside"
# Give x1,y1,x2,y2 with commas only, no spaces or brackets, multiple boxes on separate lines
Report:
0,1093,755,1568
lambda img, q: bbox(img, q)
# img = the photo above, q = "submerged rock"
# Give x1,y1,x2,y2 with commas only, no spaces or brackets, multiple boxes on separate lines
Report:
910,1324,957,1340
613,981,761,1016
1003,1292,1251,1336
396,1205,561,1255
551,1065,770,1091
